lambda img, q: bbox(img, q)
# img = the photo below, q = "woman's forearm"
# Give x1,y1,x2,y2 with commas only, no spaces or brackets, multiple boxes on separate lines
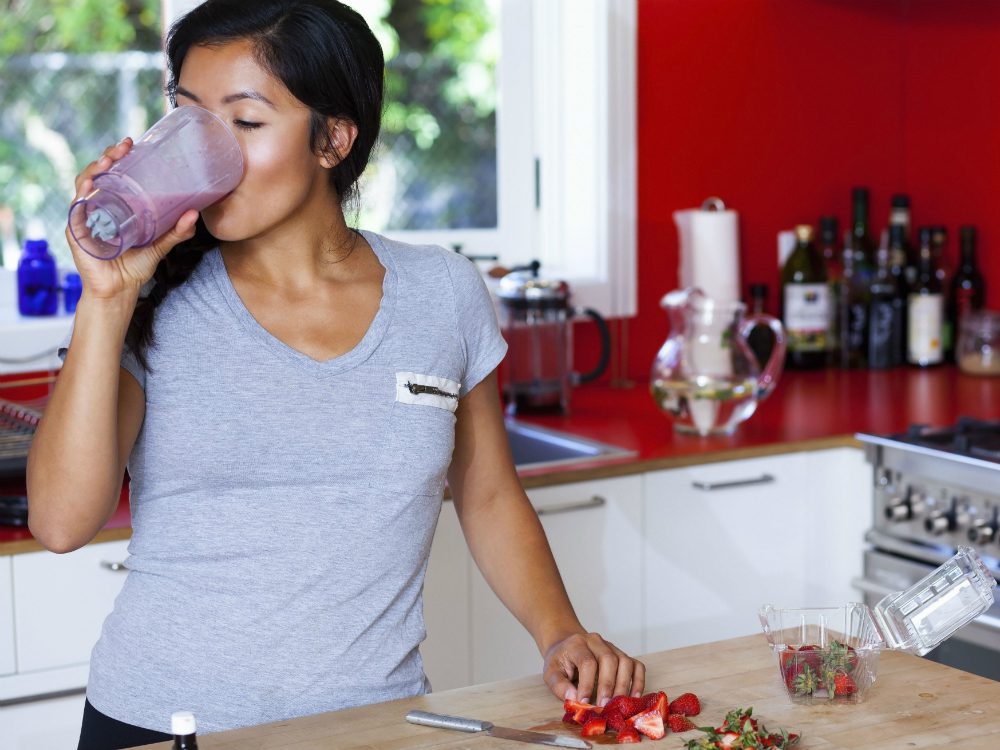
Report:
26,292,139,552
457,483,585,655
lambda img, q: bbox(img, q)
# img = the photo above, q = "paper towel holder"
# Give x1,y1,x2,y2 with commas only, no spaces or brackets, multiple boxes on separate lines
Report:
701,196,726,211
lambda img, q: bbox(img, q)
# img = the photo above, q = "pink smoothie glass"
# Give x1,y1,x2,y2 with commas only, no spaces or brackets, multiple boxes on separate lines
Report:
68,106,244,260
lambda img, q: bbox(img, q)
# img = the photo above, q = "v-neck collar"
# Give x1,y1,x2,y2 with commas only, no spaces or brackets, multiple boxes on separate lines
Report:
208,229,397,376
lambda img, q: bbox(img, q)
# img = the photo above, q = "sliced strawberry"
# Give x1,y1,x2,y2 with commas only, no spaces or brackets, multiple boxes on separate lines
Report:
630,709,665,740
561,710,576,724
718,731,741,747
668,692,701,717
667,713,697,732
640,690,667,714
606,694,645,719
604,708,629,733
616,726,641,744
581,716,608,737
563,699,599,725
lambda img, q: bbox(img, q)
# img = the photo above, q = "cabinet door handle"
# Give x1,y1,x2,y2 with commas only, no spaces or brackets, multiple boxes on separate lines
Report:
100,560,128,572
691,474,775,491
536,495,606,516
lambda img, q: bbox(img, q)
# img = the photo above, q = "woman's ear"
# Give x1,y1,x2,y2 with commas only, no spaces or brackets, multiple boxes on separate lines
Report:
319,118,359,169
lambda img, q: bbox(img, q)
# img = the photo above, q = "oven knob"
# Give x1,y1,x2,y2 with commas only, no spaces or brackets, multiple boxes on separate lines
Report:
968,522,997,545
908,492,927,515
884,500,909,522
924,511,951,535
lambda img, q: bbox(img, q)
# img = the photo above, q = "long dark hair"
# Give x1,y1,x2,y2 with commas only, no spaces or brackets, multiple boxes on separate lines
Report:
127,0,384,368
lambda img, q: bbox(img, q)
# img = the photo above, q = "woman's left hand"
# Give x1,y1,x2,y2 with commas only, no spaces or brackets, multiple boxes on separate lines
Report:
543,632,646,707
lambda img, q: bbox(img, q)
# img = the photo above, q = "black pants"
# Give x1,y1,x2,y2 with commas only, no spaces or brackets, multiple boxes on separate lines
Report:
78,699,172,750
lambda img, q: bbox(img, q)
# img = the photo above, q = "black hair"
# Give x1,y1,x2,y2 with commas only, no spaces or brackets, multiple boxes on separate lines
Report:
127,0,384,369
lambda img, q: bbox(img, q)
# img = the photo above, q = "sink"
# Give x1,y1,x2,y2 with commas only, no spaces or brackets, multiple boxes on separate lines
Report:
505,419,636,469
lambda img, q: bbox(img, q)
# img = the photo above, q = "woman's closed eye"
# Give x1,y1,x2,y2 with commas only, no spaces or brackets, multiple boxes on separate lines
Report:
233,119,263,131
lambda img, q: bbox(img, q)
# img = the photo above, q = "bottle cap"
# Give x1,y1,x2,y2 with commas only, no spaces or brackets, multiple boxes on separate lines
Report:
749,283,768,298
890,193,910,209
918,227,933,246
793,224,814,242
24,238,49,255
171,711,197,735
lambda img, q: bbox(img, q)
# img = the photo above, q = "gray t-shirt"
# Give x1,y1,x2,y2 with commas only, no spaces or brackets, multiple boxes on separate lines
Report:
75,232,506,733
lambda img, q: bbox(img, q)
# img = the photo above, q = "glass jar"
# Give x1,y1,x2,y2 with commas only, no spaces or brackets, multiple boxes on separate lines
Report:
957,309,1000,376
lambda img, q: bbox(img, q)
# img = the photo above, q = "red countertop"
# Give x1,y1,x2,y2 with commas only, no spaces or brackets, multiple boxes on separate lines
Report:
4,365,1000,554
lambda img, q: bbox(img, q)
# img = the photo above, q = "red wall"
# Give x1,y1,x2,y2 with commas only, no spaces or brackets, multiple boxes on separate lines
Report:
587,0,1000,383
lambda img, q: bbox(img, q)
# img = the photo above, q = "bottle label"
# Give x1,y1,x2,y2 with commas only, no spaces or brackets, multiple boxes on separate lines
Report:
907,293,944,364
784,284,830,351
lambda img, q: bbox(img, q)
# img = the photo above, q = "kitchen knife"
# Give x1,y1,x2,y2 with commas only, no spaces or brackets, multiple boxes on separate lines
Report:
405,710,591,749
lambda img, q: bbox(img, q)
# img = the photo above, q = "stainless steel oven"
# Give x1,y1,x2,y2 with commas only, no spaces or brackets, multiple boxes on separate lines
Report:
857,419,1000,682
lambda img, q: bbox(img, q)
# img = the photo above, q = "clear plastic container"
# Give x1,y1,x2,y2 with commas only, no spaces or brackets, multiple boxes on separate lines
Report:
760,547,997,703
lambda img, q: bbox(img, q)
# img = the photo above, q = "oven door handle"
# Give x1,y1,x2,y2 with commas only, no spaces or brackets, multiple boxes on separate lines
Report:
853,578,1000,632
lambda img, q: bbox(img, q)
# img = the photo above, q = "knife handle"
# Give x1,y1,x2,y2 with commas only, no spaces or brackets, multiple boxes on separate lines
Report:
406,710,493,733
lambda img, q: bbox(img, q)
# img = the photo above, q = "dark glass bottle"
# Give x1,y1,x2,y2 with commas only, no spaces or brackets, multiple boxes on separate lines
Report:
839,231,869,369
949,225,985,334
907,228,945,367
172,711,198,750
818,216,841,357
887,223,910,364
850,187,875,283
868,243,904,369
781,224,829,369
747,283,775,368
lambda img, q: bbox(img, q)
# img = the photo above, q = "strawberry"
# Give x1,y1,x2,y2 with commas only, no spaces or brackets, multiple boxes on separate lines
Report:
617,726,641,744
631,710,665,740
582,716,608,737
667,714,697,732
640,690,668,718
797,644,822,670
561,710,576,724
717,731,741,747
563,699,599,724
606,694,645,719
668,692,701,716
833,671,857,696
604,708,630,733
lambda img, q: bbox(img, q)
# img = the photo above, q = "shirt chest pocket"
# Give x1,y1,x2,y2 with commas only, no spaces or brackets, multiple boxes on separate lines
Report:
370,372,460,496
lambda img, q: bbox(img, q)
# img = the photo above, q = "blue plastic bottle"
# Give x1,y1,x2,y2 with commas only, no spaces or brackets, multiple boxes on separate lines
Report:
17,238,59,316
64,272,83,313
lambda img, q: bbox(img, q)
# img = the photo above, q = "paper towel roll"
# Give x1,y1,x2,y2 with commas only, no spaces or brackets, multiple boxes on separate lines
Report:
674,198,741,303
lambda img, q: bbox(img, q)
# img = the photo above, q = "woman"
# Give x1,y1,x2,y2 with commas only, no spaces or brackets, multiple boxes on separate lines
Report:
26,2,644,748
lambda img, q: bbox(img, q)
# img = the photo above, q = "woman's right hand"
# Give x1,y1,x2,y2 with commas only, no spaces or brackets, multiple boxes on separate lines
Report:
66,137,200,302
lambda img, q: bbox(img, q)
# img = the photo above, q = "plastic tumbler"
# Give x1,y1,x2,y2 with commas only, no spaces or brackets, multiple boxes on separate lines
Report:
68,106,244,260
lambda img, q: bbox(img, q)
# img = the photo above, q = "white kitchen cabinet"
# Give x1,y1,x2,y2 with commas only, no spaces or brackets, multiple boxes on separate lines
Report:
421,501,472,691
800,447,872,604
0,555,15,676
470,475,644,684
643,453,813,652
0,692,86,750
12,539,130,674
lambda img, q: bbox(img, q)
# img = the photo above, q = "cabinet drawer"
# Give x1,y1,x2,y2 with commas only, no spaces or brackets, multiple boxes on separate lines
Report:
643,454,811,651
0,557,14,676
13,540,130,673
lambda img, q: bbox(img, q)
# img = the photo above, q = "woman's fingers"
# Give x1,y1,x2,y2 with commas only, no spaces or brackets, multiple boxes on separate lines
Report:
73,138,133,197
542,633,646,706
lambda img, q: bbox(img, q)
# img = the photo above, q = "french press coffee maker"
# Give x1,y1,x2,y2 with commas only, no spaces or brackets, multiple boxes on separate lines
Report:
497,265,611,414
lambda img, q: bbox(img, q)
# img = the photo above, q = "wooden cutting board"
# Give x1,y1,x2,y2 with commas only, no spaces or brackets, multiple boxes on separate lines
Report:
136,634,1000,749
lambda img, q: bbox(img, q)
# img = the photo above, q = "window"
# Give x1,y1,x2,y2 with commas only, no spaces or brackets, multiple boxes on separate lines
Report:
167,1,637,315
0,3,164,266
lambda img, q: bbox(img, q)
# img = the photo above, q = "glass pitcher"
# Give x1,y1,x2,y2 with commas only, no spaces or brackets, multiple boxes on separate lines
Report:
650,288,786,436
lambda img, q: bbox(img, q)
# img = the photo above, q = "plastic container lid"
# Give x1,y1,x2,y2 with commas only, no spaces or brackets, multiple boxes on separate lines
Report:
171,711,197,735
869,546,996,655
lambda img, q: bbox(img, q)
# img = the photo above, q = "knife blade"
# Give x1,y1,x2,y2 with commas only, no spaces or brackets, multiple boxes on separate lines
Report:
405,709,591,749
